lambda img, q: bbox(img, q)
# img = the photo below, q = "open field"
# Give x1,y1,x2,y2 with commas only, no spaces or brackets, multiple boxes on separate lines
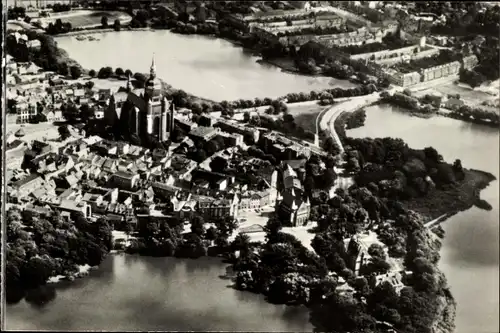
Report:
294,112,321,133
413,81,499,107
39,10,131,29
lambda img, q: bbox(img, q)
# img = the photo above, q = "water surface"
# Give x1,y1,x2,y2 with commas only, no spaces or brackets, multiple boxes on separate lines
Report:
6,255,312,331
55,30,356,101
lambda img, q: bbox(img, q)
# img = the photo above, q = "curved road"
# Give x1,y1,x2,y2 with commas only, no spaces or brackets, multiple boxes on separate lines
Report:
320,92,381,154
318,92,381,190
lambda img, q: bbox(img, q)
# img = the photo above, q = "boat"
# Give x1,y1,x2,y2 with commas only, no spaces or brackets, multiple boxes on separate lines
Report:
76,35,87,41
88,36,96,41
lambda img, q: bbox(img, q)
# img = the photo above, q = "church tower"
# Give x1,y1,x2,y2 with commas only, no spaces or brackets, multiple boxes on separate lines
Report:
126,73,132,93
144,53,162,101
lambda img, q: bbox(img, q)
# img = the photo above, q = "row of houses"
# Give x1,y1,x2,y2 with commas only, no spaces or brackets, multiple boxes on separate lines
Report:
384,54,478,87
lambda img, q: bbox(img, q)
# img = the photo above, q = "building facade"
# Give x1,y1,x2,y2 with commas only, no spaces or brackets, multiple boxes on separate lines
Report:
105,55,175,142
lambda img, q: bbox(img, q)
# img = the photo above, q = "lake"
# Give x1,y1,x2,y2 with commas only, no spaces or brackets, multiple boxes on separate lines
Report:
348,105,499,333
54,30,356,101
6,255,312,331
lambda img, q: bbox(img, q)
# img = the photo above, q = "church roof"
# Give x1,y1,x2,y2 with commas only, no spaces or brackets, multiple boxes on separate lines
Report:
127,92,146,111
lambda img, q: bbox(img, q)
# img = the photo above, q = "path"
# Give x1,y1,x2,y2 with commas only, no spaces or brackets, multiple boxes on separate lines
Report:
424,213,448,229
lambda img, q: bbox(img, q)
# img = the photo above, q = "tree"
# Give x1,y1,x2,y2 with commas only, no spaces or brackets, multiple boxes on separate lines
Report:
80,104,95,122
69,66,82,80
190,216,205,237
85,81,95,90
101,16,109,28
98,67,113,79
58,125,71,141
115,67,124,76
113,19,121,31
88,69,96,77
243,111,251,122
231,233,251,256
206,226,218,244
62,104,79,123
191,103,202,115
265,217,283,236
58,62,69,76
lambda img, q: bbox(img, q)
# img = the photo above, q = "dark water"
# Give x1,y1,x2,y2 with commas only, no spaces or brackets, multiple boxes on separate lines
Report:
6,255,312,331
55,30,356,101
348,105,499,333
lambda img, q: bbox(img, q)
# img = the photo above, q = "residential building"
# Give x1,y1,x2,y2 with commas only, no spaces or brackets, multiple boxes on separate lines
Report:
195,193,239,219
12,173,45,198
188,126,220,142
111,171,140,190
56,199,92,218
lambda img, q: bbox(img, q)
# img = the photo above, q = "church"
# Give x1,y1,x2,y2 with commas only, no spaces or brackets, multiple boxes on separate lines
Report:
104,55,175,142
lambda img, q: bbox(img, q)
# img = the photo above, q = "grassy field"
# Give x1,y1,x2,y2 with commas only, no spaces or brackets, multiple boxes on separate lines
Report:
287,102,327,133
40,10,131,29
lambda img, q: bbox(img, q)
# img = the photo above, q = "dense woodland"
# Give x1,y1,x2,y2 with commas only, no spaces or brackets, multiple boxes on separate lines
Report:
6,208,112,303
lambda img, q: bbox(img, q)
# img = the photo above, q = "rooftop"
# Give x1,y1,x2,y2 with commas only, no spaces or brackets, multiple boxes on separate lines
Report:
189,126,218,139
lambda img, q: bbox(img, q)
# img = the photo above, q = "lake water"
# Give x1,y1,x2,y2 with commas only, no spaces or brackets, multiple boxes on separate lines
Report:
348,105,500,333
55,30,355,101
6,255,313,331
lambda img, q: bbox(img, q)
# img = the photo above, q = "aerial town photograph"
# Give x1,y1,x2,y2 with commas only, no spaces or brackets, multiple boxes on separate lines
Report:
2,0,499,332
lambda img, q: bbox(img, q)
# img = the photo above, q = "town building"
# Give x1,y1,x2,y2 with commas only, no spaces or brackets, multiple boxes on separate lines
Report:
275,163,310,226
188,126,220,142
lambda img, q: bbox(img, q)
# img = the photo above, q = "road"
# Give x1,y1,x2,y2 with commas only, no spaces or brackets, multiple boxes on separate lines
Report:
320,92,381,154
318,92,382,190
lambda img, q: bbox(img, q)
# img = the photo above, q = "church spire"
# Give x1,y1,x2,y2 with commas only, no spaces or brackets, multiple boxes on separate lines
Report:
126,73,132,92
150,53,156,78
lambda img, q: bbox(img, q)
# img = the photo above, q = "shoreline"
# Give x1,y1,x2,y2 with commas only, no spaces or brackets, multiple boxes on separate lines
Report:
402,168,496,224
375,100,500,129
47,264,95,284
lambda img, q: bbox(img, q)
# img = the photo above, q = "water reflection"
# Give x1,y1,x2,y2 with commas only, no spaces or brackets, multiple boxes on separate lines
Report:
24,285,57,309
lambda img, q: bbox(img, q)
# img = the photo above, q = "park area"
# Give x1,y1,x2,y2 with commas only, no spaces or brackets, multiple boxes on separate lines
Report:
38,10,131,29
287,101,327,133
